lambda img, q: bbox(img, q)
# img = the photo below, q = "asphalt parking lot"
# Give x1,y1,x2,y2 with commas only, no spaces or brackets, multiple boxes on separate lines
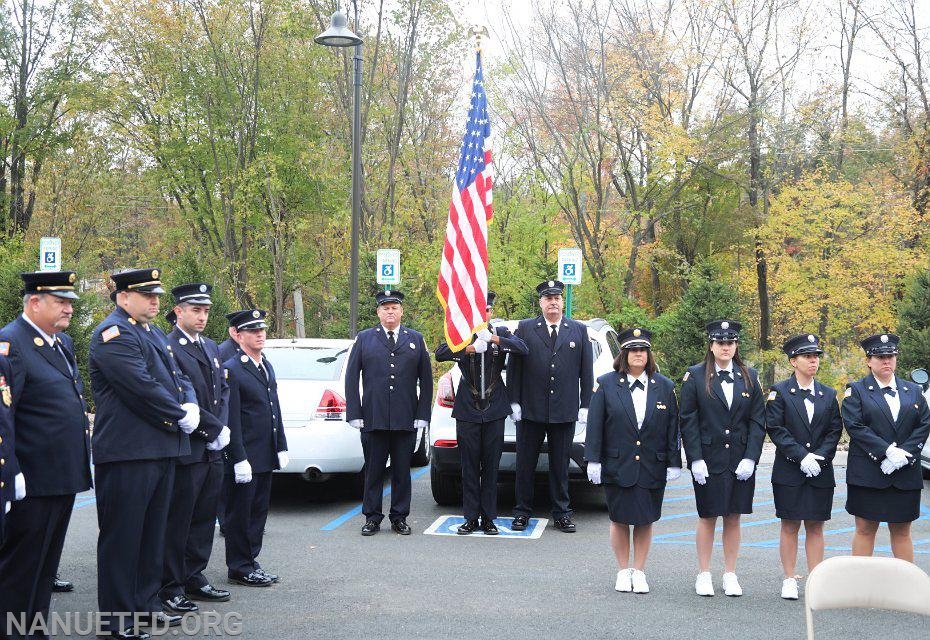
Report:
53,463,930,639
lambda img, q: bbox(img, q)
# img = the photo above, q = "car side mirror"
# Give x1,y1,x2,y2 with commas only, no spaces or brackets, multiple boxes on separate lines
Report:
910,368,929,386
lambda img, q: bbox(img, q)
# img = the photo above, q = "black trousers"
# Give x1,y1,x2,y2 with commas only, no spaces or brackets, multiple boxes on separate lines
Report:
360,429,416,523
0,494,75,640
457,419,505,521
159,459,223,600
514,420,574,518
223,471,272,578
96,459,174,633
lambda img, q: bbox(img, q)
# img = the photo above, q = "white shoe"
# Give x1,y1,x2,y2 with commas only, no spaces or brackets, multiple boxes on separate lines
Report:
722,572,743,597
781,577,799,600
631,569,649,594
615,568,633,592
695,571,714,596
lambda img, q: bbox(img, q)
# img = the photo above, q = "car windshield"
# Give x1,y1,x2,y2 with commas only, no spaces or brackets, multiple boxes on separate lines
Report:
264,346,349,381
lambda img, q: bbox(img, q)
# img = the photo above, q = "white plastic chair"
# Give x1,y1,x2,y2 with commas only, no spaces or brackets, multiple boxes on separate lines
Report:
805,555,930,639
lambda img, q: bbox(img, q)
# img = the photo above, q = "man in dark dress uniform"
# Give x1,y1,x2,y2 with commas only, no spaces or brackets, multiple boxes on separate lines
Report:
508,280,593,533
218,316,242,362
0,358,16,552
90,268,201,639
345,291,433,536
435,292,528,534
222,310,288,587
158,284,231,613
0,271,92,639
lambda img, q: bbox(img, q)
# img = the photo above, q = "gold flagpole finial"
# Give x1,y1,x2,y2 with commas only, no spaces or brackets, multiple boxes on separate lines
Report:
469,25,489,54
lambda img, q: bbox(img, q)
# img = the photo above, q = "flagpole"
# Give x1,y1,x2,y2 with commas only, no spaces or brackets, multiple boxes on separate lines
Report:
473,31,488,400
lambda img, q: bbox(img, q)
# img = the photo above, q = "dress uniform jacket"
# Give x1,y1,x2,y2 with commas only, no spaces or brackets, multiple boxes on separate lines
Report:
168,328,227,464
585,371,681,488
841,374,930,490
223,354,287,473
345,325,433,431
508,316,594,423
0,316,91,495
90,307,193,463
434,325,528,422
218,338,240,362
766,375,843,488
680,363,766,474
0,357,15,535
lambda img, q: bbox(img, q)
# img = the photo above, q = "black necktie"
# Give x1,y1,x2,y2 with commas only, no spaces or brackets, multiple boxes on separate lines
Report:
194,339,205,354
717,370,733,383
387,330,396,349
550,324,557,347
53,341,73,376
631,380,644,391
257,362,268,381
883,386,896,398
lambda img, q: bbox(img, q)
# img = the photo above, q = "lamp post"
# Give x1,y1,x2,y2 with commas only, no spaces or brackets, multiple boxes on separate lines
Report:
316,4,363,337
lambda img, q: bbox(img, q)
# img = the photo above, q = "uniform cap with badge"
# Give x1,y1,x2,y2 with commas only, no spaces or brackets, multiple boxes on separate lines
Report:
485,290,496,309
109,268,165,301
782,333,824,358
226,309,267,331
860,333,899,356
375,290,404,306
618,327,651,350
536,280,564,297
20,271,80,300
706,319,741,342
172,282,213,306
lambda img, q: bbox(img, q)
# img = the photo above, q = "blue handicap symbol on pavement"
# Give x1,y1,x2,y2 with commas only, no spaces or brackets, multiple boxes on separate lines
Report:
424,515,548,539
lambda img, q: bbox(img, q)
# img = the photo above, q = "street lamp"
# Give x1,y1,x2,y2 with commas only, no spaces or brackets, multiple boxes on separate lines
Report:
316,4,363,337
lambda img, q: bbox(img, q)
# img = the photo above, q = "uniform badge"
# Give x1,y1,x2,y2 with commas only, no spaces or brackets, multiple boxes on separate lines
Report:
569,341,576,348
179,338,188,345
633,329,641,337
33,337,44,347
767,390,777,401
240,355,249,362
152,269,159,278
0,342,8,356
844,387,852,398
128,317,137,325
199,284,207,292
683,371,690,381
102,326,121,343
68,273,76,283
721,321,730,329
409,342,416,349
252,310,261,318
0,376,10,407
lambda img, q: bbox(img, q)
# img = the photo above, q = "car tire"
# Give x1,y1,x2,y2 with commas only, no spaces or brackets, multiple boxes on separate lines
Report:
430,463,461,505
411,424,430,467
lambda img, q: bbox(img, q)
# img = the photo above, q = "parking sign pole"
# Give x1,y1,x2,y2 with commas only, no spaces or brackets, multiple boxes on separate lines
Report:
565,284,573,319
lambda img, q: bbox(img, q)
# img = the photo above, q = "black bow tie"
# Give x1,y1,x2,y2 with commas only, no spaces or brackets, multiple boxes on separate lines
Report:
800,388,814,399
717,370,733,383
630,379,645,391
883,386,896,398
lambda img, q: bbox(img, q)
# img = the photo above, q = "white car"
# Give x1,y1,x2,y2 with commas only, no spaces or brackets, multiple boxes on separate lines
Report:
262,338,430,483
429,318,621,504
911,369,930,478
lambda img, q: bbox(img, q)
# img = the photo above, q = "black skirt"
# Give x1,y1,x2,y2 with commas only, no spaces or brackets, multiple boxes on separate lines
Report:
845,485,922,523
605,484,665,525
692,471,755,518
773,483,834,521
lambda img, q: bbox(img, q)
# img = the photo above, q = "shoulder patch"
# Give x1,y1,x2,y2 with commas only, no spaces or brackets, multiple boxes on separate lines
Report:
768,390,777,401
0,342,9,356
101,326,121,343
683,371,690,382
844,387,852,398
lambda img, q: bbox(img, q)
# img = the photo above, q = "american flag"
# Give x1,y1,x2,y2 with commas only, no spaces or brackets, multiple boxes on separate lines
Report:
437,52,493,352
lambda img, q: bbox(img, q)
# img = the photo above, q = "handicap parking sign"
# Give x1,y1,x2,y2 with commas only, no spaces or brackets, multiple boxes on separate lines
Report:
424,515,548,539
557,248,582,285
376,249,400,286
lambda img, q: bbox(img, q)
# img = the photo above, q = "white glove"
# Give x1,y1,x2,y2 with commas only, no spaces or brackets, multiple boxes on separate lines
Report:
587,462,602,485
414,419,429,429
691,459,709,485
3,501,9,514
735,458,756,481
510,403,522,422
473,339,488,354
666,467,682,482
234,460,252,484
206,426,231,451
278,451,289,469
800,453,824,477
476,328,493,342
349,419,364,430
14,473,25,500
885,445,912,468
577,408,588,426
178,402,201,434
880,458,897,475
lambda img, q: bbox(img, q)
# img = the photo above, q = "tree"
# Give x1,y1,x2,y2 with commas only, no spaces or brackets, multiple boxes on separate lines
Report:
897,268,930,373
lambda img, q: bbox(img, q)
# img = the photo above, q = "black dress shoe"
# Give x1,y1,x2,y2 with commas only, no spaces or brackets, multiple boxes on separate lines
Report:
511,515,529,531
255,568,279,583
185,585,231,602
52,575,74,592
391,519,412,535
99,629,150,639
361,520,380,536
228,571,273,587
137,612,182,627
554,516,577,533
457,519,479,535
481,518,499,535
162,595,198,613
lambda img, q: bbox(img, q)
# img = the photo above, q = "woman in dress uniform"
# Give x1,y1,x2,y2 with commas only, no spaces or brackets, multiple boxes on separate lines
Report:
679,319,765,597
765,334,843,600
841,333,930,561
584,328,681,594
434,293,528,535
